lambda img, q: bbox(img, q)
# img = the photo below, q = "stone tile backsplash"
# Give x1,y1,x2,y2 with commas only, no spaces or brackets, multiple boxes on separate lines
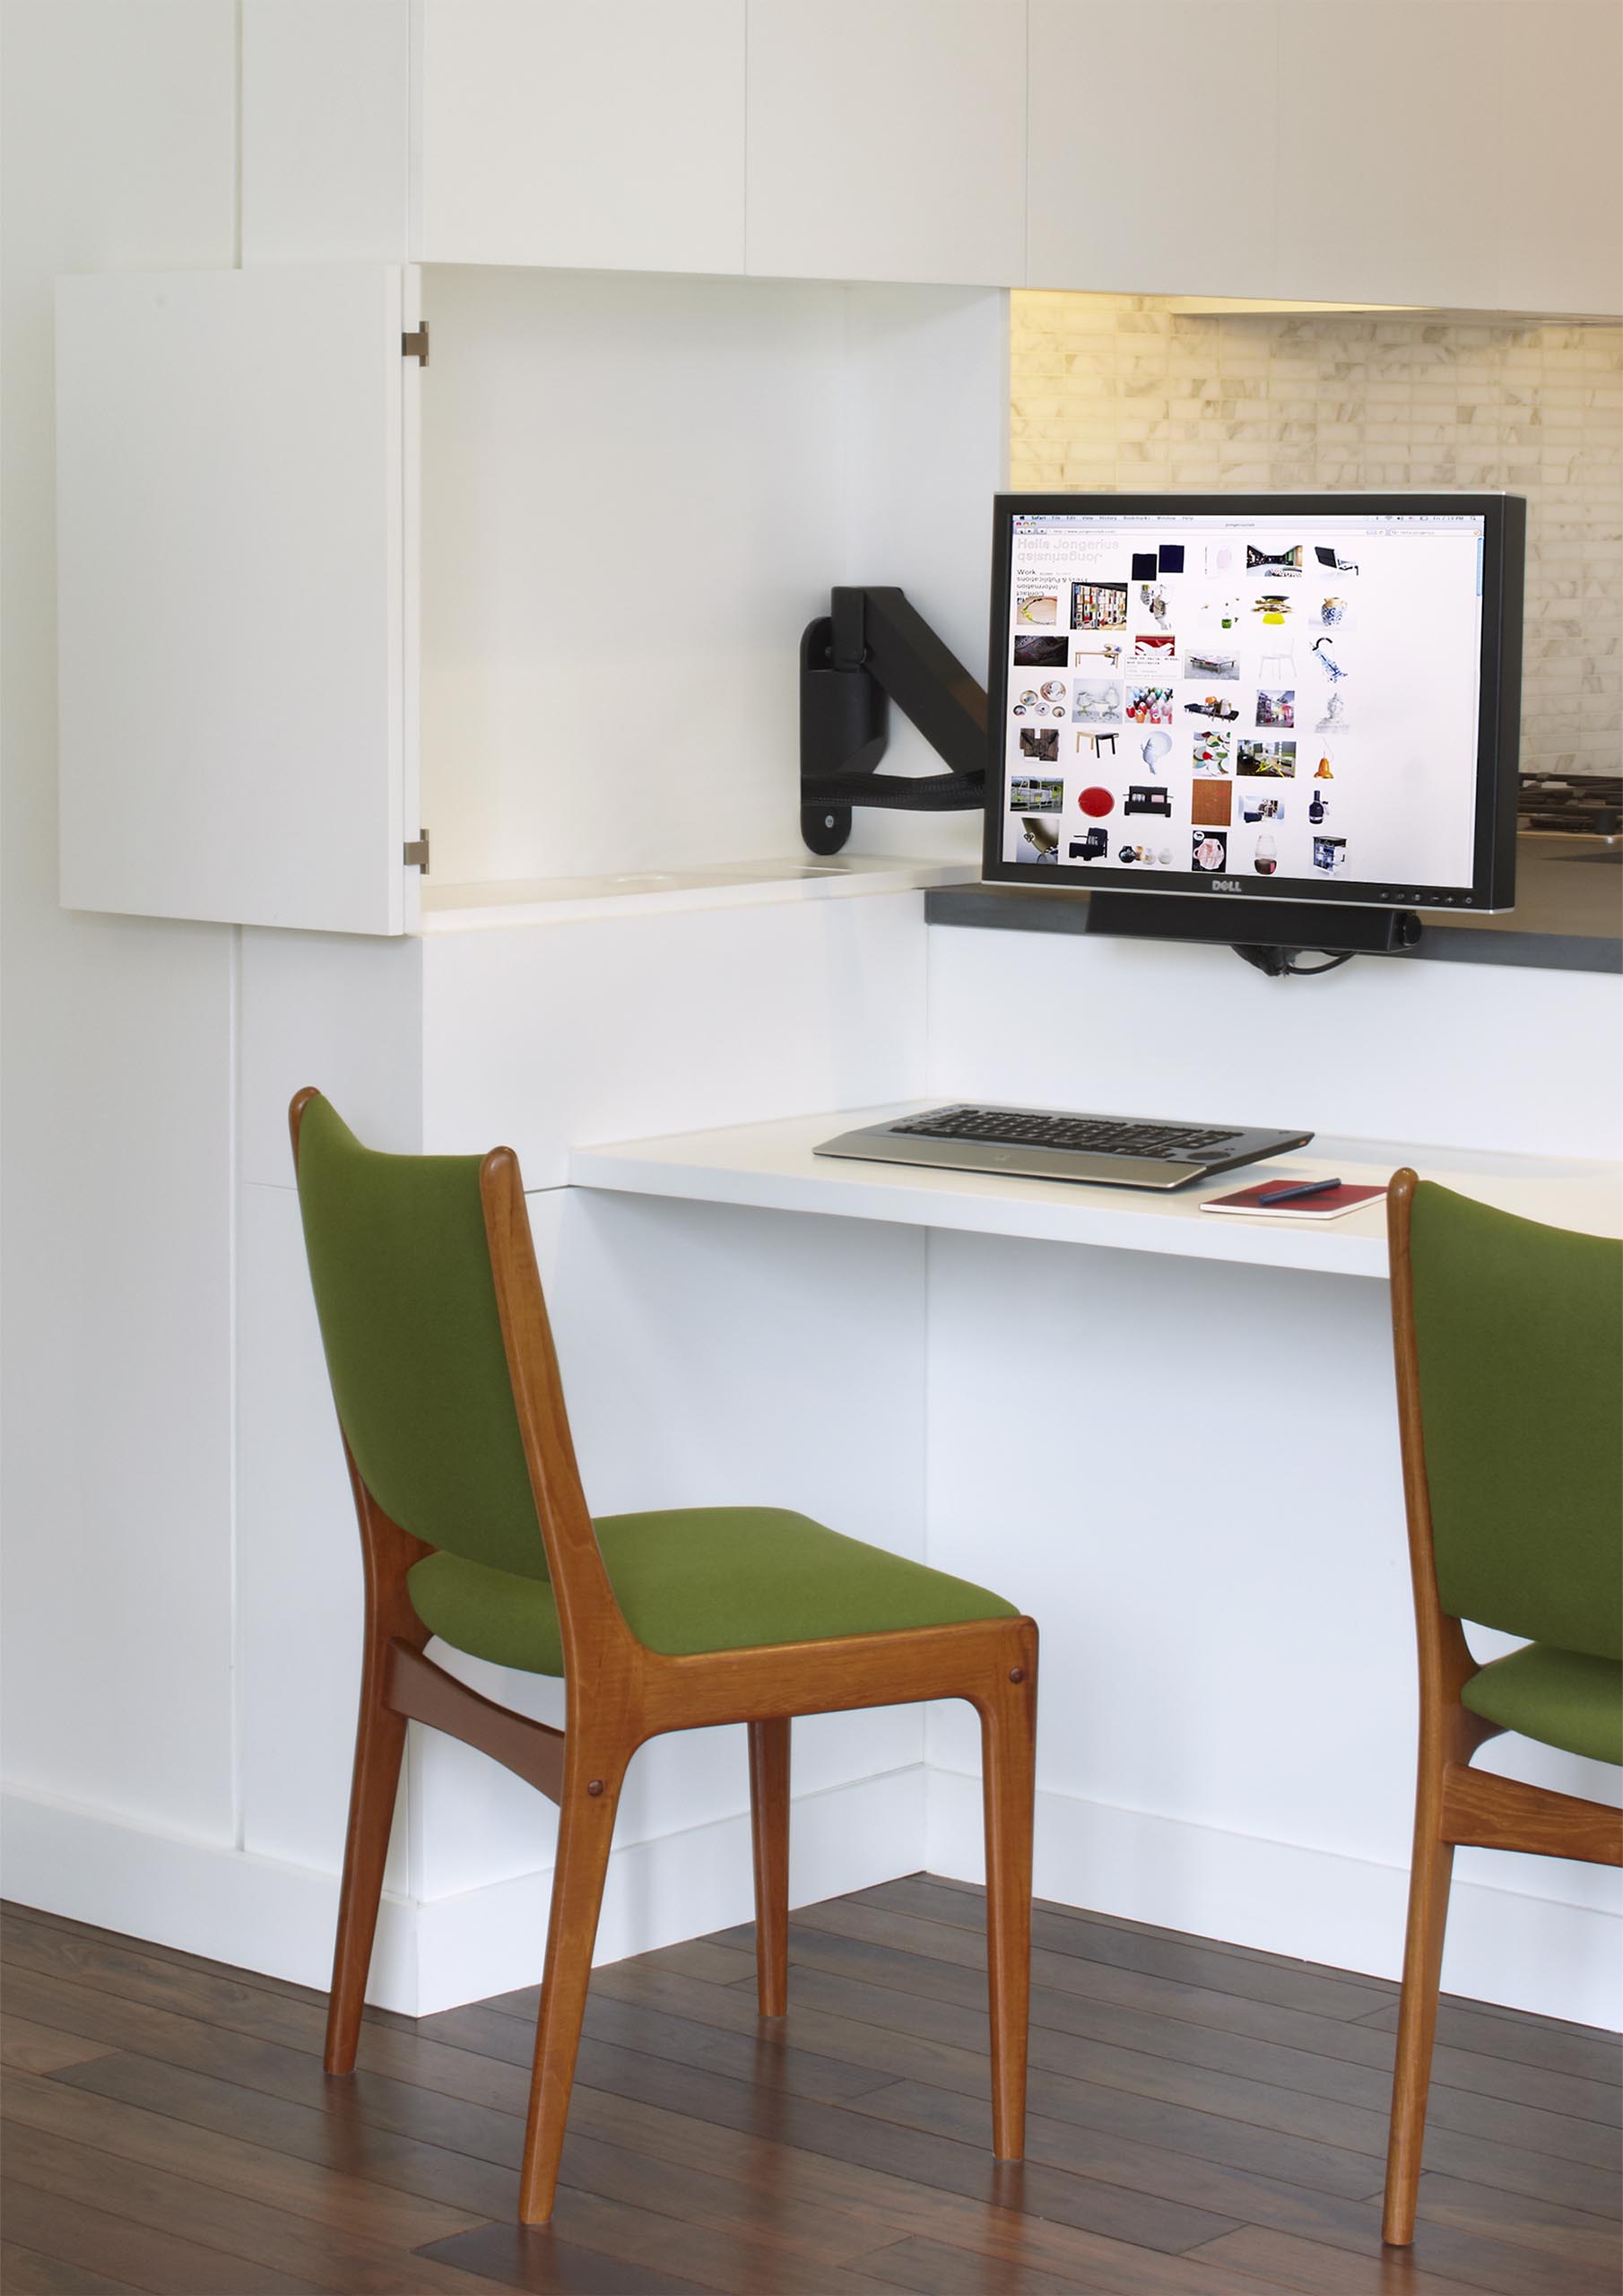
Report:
1010,294,1622,778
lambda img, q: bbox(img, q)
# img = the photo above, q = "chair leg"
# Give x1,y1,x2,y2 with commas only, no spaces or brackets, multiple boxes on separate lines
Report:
325,1666,410,2075
517,1744,630,2225
1383,1782,1455,2246
980,1647,1037,2161
748,1717,791,2017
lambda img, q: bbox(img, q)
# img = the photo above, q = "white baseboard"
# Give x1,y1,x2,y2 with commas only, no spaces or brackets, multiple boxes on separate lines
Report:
927,1768,1623,2031
2,1764,927,2016
8,1766,1617,2029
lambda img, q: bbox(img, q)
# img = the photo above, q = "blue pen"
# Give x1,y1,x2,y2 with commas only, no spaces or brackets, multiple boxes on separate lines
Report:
1256,1176,1342,1207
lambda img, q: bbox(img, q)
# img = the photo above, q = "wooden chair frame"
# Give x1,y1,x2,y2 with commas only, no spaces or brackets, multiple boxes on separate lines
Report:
1382,1170,1621,2248
291,1091,1037,2225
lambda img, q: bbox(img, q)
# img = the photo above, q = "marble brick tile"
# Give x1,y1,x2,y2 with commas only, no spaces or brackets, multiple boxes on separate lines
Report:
1010,293,1623,779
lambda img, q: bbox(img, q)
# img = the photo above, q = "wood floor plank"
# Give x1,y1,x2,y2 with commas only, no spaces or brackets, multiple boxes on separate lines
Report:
1190,2220,1621,2296
1188,2225,1515,2296
586,1957,1384,2203
55,2048,898,2274
417,2184,901,2295
0,1906,411,2032
755,1935,1622,2135
4,2066,486,2249
411,2221,709,2294
1357,1996,1623,2091
0,2120,504,2296
846,2077,1623,2296
1,2016,116,2075
0,2240,145,2296
1,1922,375,2059
792,1890,1385,2024
591,1947,1615,2211
1,2172,328,2293
885,1874,1402,2002
748,1900,1623,2130
52,2050,522,2222
846,1877,1393,2025
711,1909,1538,2109
849,2071,1398,2238
849,2229,1296,2296
1413,2172,1623,2274
4,1880,1614,2296
418,1991,892,2106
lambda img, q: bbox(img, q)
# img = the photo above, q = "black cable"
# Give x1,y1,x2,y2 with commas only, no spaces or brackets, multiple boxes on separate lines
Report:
1282,951,1355,977
1231,944,1356,978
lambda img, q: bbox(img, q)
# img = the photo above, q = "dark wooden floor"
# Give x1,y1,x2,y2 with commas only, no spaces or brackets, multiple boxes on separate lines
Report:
3,1876,1619,2296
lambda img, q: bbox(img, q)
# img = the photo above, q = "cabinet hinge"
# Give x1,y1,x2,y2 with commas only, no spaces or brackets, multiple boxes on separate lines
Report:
401,323,430,367
404,832,430,874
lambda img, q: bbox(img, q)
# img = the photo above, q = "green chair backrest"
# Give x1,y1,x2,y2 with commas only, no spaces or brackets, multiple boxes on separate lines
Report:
293,1095,548,1580
1409,1180,1621,1660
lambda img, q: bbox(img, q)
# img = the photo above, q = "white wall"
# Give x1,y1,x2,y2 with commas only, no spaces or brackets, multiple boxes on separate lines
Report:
2,4,241,1849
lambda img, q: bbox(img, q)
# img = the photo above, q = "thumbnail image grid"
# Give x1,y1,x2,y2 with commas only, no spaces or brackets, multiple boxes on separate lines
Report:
1004,532,1364,883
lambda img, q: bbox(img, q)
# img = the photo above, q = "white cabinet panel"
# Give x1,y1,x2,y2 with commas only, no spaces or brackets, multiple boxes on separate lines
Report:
745,0,1027,286
1027,1,1278,297
57,265,419,934
413,0,746,272
1274,4,1504,310
242,0,411,265
1498,2,1622,317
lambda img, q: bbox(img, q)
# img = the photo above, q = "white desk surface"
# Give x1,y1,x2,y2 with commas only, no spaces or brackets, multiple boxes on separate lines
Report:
569,1104,1623,1280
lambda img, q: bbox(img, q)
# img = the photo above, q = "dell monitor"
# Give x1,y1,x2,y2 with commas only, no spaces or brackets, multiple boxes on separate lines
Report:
985,493,1523,918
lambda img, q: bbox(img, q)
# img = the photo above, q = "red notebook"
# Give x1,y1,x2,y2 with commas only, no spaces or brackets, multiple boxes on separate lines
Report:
1201,1179,1385,1222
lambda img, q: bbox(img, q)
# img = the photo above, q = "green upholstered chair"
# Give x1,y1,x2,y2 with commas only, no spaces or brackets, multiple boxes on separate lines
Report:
290,1091,1037,2226
1383,1172,1622,2248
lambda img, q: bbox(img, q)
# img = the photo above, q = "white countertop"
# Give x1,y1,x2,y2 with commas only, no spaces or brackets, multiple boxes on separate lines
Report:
568,1103,1623,1279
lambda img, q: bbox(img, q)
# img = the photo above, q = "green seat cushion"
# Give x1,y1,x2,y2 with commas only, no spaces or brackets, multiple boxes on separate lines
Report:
1462,1644,1623,1768
407,1505,1019,1674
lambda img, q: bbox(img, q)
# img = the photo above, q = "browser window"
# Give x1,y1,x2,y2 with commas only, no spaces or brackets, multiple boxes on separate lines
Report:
999,509,1488,896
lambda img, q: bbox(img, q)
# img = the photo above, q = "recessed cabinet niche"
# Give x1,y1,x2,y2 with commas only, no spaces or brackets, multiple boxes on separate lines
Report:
56,263,1006,935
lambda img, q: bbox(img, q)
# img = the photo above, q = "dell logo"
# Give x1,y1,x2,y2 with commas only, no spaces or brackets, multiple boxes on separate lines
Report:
1211,878,1243,892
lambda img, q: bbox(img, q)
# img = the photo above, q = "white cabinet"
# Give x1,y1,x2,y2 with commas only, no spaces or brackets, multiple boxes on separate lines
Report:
242,1,411,265
1273,4,1504,312
248,0,1617,309
743,0,1028,287
1497,1,1623,317
1028,2,1280,300
57,266,1004,934
56,264,421,935
1026,0,1620,317
412,0,747,274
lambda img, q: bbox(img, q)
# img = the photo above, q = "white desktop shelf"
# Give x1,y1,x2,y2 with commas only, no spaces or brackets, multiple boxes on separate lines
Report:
568,1104,1623,1279
421,856,976,933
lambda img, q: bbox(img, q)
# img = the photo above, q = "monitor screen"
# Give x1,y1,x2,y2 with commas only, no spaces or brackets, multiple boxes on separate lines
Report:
983,493,1523,911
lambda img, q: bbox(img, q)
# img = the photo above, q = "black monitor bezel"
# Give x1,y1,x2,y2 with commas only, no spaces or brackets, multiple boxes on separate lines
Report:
981,491,1523,914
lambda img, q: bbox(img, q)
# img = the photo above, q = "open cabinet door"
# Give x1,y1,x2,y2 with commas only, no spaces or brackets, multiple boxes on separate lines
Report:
57,265,421,935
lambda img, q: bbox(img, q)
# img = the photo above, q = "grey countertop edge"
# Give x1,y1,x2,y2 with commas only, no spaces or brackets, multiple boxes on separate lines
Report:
923,884,1622,977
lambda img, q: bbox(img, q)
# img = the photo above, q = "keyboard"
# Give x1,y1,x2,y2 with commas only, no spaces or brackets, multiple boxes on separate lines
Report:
813,1104,1314,1193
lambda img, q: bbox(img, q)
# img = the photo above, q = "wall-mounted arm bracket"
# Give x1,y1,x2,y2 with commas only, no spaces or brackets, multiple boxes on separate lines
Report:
800,587,987,855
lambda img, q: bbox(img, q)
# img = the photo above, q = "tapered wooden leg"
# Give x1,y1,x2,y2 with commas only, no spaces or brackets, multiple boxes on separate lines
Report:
980,1634,1037,2161
517,1744,630,2225
1383,1780,1455,2246
325,1674,409,2074
748,1717,791,2017
325,1477,430,2077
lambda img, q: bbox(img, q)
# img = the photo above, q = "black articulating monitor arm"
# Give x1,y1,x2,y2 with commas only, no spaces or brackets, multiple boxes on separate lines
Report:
800,587,988,855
